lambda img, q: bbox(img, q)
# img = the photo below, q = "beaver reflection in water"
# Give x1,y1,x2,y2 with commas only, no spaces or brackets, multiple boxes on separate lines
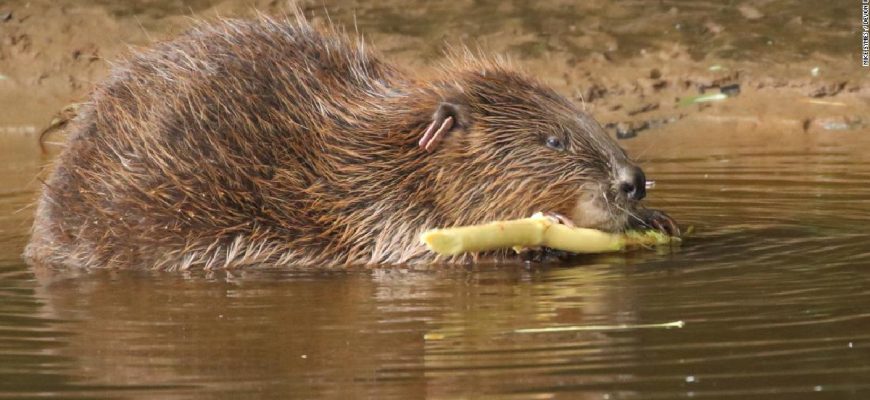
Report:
25,16,678,270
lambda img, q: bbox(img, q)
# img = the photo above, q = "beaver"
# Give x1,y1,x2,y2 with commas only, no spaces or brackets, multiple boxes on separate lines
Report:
24,15,678,270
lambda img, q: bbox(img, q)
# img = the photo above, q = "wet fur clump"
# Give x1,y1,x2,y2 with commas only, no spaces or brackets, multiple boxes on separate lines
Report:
26,15,670,270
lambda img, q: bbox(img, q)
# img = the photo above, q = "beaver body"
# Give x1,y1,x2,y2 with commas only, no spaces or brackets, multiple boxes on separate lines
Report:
26,16,676,269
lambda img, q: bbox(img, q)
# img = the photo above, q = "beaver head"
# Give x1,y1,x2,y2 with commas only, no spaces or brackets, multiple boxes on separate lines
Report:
417,65,664,234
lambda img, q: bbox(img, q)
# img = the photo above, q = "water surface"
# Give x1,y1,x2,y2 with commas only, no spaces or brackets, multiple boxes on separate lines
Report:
3,125,870,399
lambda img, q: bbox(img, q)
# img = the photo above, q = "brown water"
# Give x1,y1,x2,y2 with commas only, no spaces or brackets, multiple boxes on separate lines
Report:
3,0,870,398
3,128,870,399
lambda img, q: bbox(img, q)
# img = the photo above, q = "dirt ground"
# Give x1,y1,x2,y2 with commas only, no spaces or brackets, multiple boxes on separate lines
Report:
0,0,867,147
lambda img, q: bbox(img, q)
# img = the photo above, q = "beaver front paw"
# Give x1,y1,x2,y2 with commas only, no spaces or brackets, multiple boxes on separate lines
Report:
517,247,574,263
630,208,680,236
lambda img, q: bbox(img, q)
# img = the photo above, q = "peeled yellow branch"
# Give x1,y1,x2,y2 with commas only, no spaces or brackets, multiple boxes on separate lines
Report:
420,213,674,256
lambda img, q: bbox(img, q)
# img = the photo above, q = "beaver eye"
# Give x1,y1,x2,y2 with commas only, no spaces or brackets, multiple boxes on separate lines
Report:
545,136,565,151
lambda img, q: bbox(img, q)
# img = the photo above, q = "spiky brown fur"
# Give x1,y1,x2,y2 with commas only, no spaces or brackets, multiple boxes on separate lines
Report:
25,15,670,270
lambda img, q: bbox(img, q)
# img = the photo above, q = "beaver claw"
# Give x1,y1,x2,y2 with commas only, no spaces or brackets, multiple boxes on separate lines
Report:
630,208,681,237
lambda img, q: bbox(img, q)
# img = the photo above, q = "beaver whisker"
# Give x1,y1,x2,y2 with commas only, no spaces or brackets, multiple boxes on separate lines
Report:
611,201,648,231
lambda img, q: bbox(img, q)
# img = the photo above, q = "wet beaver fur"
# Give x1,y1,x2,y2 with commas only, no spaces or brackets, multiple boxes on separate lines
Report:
25,15,678,270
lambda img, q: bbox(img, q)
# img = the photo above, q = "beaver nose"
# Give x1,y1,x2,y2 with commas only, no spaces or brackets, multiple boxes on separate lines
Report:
618,166,646,201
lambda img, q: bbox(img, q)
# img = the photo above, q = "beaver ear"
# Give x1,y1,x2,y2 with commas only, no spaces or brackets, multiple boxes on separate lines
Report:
418,102,470,152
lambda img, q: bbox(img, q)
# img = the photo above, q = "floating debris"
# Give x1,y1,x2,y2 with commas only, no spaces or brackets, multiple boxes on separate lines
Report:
811,67,820,77
515,320,685,334
423,332,446,341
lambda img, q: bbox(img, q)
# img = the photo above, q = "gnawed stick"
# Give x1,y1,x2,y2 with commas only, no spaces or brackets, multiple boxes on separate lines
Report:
421,213,675,256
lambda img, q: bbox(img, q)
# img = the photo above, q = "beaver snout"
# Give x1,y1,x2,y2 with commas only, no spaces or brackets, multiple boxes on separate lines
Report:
617,165,646,201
